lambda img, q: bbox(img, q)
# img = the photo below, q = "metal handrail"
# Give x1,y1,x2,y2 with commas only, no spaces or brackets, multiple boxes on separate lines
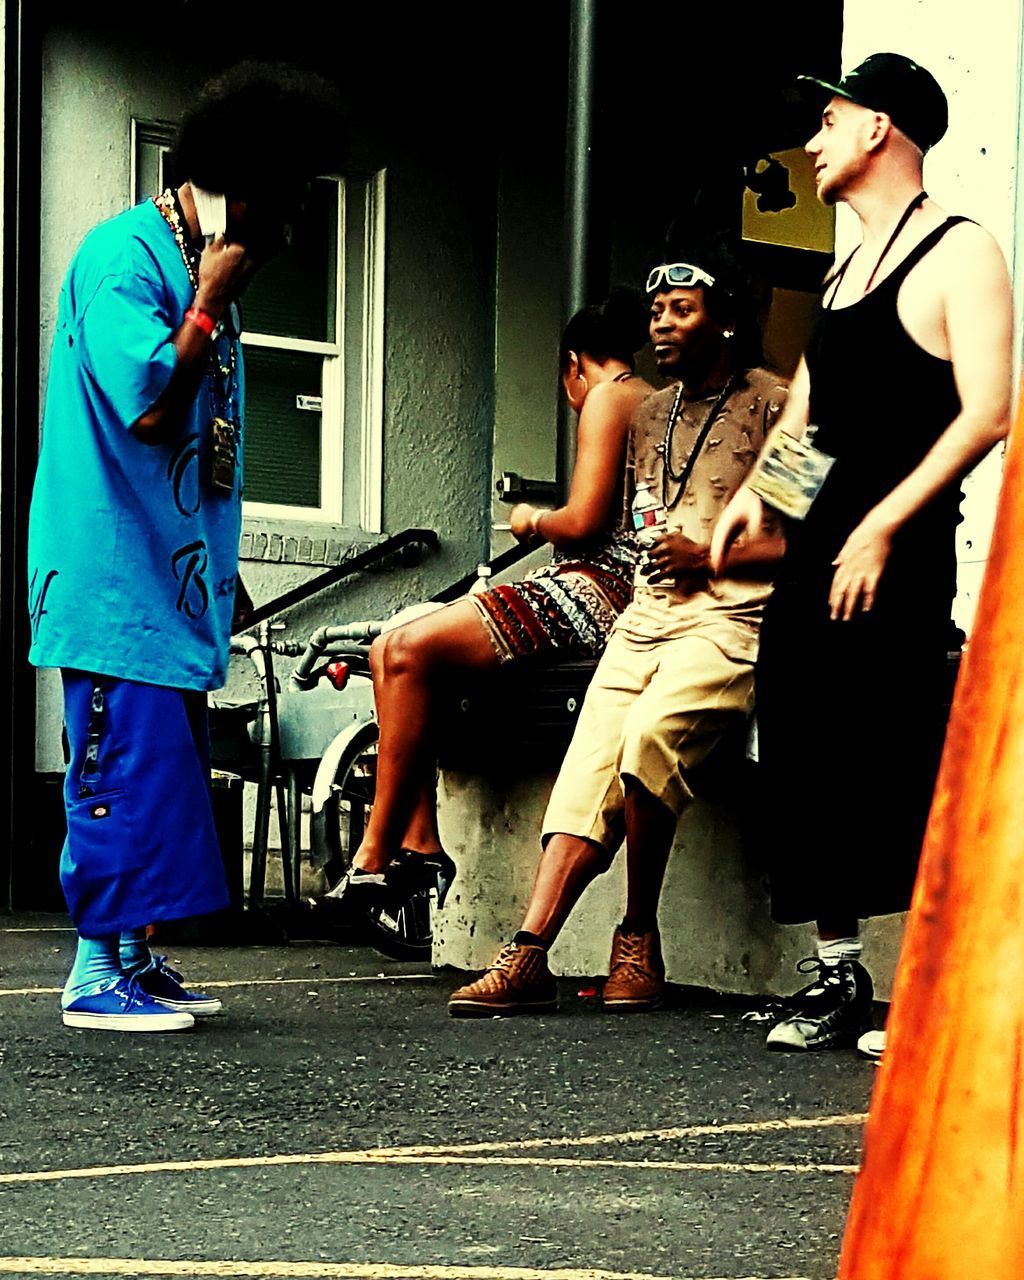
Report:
235,527,440,633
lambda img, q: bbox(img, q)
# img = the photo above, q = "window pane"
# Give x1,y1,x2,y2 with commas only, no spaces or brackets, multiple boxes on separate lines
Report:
240,178,338,343
243,348,324,508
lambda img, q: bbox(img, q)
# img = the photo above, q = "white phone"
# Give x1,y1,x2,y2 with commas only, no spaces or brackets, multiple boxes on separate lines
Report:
191,185,226,245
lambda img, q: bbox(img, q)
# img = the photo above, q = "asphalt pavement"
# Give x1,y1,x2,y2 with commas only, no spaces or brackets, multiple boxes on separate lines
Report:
0,912,880,1280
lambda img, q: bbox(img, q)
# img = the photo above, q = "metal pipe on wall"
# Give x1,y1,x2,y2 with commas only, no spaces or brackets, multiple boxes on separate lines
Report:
558,0,596,499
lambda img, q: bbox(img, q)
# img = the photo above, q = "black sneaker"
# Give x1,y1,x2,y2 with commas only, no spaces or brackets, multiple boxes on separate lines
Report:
766,958,874,1051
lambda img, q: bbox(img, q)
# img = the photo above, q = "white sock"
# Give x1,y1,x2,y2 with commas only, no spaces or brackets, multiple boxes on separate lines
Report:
817,936,862,966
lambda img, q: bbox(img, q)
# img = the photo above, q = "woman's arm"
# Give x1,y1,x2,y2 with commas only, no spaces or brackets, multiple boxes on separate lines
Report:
510,379,642,548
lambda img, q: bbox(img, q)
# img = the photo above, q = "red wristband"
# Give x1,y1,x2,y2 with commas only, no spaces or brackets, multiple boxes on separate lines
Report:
185,306,216,337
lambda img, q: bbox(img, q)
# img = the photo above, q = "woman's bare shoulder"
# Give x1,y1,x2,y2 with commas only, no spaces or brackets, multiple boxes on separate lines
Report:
584,375,655,415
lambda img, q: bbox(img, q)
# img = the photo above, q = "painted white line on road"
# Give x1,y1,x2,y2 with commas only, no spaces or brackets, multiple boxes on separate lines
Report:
371,1112,869,1156
0,1259,812,1280
0,1120,863,1187
0,927,76,933
0,975,433,998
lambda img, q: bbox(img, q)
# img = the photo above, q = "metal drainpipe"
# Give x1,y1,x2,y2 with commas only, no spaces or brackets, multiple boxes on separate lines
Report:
558,0,596,500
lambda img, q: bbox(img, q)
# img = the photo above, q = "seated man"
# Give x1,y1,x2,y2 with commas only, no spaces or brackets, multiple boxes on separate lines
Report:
448,242,788,1016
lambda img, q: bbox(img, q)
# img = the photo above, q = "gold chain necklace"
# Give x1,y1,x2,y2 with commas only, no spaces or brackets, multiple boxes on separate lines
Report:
153,189,199,290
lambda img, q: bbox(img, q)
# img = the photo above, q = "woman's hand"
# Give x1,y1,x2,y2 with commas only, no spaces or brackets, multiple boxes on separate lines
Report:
642,531,711,587
710,486,765,574
509,503,542,544
829,512,896,621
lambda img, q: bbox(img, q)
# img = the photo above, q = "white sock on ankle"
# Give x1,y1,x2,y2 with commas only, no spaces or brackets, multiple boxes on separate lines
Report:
817,936,862,966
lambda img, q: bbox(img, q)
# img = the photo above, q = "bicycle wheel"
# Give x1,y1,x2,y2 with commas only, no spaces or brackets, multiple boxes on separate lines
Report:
316,721,379,887
363,886,435,962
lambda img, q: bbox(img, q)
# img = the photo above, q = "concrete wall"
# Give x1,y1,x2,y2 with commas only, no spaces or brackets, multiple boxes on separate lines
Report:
433,772,906,999
488,145,565,556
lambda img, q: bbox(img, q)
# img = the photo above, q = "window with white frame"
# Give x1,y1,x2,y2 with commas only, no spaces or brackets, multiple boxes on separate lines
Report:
132,119,384,532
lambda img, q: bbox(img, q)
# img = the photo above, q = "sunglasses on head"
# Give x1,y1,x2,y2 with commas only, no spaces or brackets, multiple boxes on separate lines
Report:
645,262,717,294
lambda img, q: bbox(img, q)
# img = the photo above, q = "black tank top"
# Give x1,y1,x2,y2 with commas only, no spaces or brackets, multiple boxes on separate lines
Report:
785,217,969,613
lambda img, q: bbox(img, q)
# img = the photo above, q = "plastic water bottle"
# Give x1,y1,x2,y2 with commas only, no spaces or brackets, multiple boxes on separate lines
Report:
631,478,670,585
632,477,667,547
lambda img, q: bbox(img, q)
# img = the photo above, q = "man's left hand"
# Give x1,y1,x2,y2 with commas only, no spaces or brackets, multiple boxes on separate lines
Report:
829,514,894,621
643,531,711,585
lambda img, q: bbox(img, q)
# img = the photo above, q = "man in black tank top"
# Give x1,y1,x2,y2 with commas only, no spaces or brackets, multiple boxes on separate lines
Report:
712,53,1014,1058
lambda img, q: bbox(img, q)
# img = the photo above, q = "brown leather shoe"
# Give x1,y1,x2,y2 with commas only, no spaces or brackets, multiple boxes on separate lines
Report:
447,942,558,1018
602,926,665,1011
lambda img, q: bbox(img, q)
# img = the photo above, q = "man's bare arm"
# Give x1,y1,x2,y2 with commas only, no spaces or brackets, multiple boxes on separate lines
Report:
133,236,251,444
709,359,810,572
829,226,1013,619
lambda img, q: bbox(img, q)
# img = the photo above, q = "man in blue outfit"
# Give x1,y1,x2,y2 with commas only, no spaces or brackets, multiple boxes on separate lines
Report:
27,63,344,1031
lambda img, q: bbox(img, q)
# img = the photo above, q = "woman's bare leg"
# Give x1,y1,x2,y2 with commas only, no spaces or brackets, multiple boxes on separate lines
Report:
355,599,498,872
398,776,444,854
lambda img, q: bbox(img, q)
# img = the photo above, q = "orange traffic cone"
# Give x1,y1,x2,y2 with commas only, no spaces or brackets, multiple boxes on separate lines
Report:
837,380,1024,1278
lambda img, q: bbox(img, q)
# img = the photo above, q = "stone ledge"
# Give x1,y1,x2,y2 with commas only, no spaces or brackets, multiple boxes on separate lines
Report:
433,768,906,999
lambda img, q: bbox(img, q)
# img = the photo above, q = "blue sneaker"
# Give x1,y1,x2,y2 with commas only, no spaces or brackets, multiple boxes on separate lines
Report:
135,956,223,1017
62,975,195,1032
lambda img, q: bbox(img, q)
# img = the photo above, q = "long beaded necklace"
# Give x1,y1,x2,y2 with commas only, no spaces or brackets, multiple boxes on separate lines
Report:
154,188,200,288
152,189,239,419
658,373,739,510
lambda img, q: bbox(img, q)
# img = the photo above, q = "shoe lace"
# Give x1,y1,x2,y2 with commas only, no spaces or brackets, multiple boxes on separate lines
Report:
115,974,148,1013
790,956,846,1008
612,932,652,975
150,955,184,984
490,943,525,975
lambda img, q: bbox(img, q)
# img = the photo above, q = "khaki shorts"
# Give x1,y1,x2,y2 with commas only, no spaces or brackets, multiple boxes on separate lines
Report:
542,628,755,853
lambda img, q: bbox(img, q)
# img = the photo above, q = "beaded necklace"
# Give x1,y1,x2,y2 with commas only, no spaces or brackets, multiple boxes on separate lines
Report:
657,374,739,510
152,189,239,420
154,189,200,289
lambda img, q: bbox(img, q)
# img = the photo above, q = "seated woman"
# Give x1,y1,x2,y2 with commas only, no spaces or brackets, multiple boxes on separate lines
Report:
321,289,654,915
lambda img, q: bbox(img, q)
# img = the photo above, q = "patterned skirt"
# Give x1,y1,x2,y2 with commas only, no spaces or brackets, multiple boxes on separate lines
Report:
470,544,634,664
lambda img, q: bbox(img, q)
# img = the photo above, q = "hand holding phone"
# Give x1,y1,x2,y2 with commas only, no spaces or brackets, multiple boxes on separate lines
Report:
196,236,250,317
191,185,227,244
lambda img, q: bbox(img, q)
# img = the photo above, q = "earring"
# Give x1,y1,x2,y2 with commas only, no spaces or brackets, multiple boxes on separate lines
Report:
723,328,735,339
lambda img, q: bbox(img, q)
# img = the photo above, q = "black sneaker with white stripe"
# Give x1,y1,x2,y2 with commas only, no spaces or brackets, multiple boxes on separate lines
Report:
766,958,874,1051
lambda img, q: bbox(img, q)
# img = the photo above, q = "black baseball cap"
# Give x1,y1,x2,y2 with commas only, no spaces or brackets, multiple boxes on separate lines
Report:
798,52,948,153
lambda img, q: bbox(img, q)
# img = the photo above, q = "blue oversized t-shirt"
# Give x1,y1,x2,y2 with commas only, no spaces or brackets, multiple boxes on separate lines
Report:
27,199,244,691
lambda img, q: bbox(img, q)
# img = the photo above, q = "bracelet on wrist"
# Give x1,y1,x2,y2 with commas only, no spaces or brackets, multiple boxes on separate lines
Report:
530,508,547,539
185,306,216,337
